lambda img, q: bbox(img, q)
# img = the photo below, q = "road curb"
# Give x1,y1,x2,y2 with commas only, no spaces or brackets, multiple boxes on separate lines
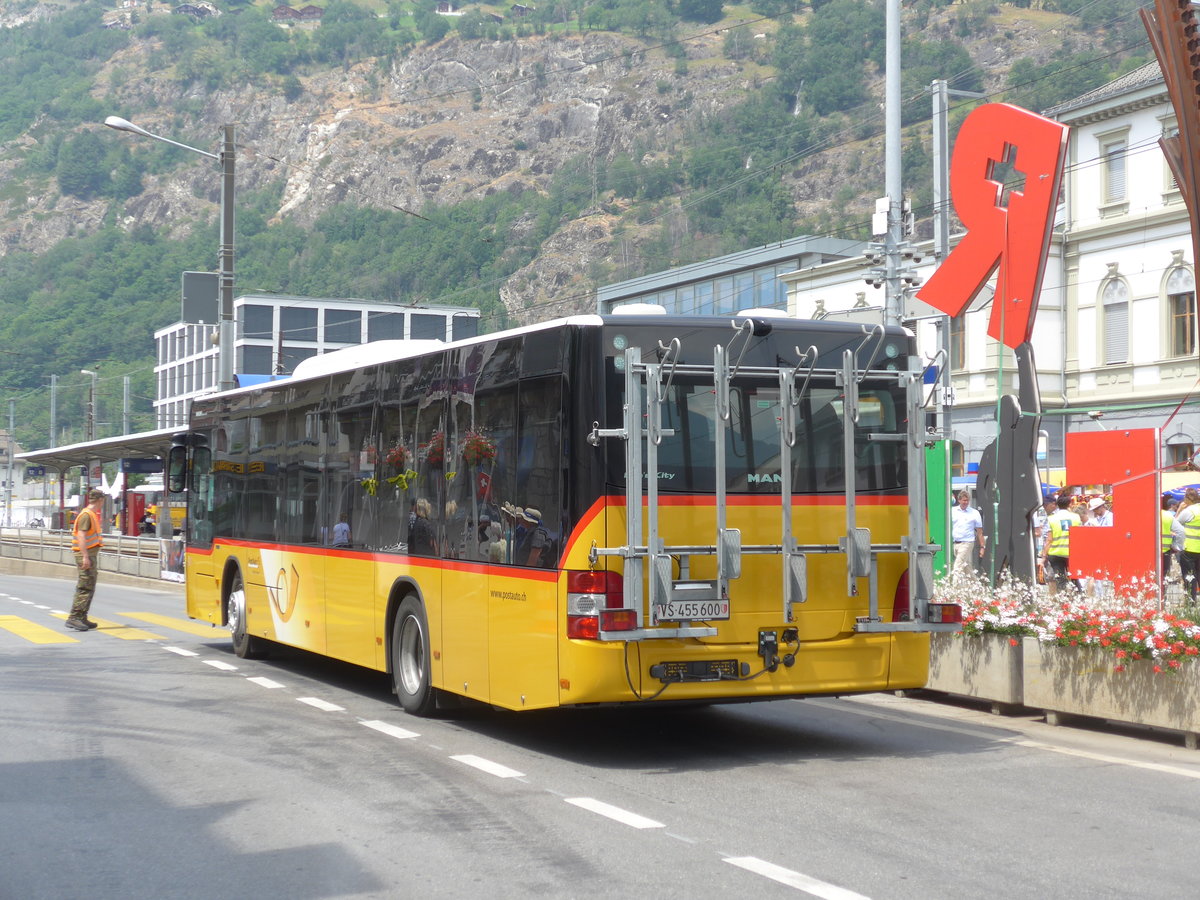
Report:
0,557,184,593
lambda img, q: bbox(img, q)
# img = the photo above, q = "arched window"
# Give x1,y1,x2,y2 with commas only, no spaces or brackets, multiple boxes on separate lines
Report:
950,441,965,478
1167,267,1196,357
1101,277,1129,365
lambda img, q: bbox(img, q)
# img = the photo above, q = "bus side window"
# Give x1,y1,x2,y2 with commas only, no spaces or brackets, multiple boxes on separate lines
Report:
190,447,214,547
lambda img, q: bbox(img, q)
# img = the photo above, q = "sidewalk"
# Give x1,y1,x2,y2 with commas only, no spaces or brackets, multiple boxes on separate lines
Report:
0,556,185,593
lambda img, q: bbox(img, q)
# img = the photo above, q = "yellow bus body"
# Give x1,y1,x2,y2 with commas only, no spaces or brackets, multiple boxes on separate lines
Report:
187,492,928,711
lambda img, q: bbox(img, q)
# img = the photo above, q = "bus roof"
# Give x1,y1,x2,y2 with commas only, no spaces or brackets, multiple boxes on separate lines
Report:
207,312,908,399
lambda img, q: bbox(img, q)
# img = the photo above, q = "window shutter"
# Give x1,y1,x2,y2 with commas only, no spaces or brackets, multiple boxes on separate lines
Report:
1105,300,1128,364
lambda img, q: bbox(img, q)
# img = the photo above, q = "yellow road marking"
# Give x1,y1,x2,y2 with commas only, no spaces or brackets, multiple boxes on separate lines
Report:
0,614,79,644
50,613,164,641
117,611,227,638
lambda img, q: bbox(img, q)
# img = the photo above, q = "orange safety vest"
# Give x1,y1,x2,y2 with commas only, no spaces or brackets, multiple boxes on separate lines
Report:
72,507,104,554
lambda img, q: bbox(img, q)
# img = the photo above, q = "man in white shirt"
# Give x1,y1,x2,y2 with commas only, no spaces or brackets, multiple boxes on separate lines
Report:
951,490,984,578
1087,496,1113,527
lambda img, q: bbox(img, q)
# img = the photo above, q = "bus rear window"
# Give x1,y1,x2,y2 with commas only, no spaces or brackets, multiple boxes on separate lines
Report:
608,376,907,494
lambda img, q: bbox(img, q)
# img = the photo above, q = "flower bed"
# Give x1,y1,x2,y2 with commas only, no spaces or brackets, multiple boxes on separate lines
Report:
928,573,1200,744
1022,637,1200,749
928,632,1024,712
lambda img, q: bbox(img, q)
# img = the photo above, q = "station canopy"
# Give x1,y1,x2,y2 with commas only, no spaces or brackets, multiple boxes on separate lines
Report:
16,426,181,473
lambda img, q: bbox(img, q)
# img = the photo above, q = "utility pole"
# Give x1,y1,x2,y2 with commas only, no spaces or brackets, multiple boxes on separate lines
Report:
884,0,902,327
930,79,986,435
865,0,924,323
5,399,14,527
123,375,130,435
49,375,57,449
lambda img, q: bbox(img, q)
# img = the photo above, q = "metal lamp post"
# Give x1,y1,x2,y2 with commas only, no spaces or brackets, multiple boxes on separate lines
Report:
104,116,237,392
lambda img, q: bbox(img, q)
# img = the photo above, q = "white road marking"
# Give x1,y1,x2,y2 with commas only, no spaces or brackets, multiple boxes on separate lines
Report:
825,696,1200,780
1007,738,1200,779
298,697,345,712
451,754,524,779
564,797,664,829
361,719,419,740
246,676,285,689
19,600,33,605
724,857,870,899
164,646,199,657
203,659,238,671
34,605,50,610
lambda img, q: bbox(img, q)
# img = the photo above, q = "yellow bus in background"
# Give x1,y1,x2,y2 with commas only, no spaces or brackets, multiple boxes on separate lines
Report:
168,313,959,716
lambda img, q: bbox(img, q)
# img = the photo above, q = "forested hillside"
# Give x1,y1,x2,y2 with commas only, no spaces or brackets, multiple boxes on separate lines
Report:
0,0,1150,449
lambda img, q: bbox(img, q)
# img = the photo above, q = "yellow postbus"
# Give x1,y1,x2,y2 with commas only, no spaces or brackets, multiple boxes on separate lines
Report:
167,313,959,716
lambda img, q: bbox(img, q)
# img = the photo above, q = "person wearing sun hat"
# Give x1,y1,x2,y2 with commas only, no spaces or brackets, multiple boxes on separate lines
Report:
1087,496,1113,527
516,506,554,567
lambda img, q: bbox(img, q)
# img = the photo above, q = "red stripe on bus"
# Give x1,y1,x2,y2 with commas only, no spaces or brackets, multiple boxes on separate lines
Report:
186,538,559,581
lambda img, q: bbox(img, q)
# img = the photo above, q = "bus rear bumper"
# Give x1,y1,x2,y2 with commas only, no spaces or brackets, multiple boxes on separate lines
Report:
558,631,930,706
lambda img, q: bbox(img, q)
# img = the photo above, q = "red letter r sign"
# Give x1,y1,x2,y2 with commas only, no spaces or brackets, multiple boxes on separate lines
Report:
917,103,1068,350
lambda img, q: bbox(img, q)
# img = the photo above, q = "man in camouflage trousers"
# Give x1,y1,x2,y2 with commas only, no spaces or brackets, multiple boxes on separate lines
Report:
66,488,106,631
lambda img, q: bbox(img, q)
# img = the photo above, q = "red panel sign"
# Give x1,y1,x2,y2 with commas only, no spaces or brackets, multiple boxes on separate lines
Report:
917,103,1069,350
1065,429,1161,592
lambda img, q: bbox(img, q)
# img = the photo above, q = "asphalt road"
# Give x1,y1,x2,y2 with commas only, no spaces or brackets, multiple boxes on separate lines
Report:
3,572,1199,899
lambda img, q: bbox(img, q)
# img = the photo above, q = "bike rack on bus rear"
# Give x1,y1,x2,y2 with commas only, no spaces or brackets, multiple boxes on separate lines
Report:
587,320,945,642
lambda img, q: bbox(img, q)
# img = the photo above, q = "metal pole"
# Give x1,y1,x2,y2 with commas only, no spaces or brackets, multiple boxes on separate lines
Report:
884,0,902,327
5,399,13,527
218,124,236,393
929,80,985,439
931,79,953,439
49,374,57,449
123,375,130,435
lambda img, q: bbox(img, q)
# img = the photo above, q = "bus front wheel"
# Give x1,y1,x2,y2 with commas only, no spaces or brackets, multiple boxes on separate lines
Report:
392,595,436,716
228,571,268,660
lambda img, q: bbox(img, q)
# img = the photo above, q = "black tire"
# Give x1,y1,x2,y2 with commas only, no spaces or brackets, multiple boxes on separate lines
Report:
227,570,268,659
392,595,437,716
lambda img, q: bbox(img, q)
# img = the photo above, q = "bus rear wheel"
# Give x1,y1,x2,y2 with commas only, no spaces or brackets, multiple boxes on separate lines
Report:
228,571,268,660
392,595,437,716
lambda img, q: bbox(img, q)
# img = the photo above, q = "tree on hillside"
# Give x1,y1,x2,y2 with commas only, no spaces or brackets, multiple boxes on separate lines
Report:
678,0,724,24
414,3,452,43
56,132,111,199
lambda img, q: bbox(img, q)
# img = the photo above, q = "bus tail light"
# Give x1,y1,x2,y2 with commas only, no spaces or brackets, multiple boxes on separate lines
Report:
567,570,628,639
927,602,962,624
894,569,962,624
600,609,638,631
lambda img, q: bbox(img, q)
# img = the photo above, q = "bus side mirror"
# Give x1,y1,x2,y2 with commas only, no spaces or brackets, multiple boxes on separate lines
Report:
167,446,188,494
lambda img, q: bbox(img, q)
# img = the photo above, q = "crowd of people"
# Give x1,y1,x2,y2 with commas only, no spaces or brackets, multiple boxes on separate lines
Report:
950,484,1200,602
951,487,1117,594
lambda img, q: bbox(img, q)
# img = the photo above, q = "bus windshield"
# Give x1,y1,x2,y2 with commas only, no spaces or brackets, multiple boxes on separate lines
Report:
601,320,910,495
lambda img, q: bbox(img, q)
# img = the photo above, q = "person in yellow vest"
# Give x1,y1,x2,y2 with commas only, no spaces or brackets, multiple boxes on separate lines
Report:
1173,487,1200,603
1039,494,1082,594
65,488,106,631
1162,496,1180,588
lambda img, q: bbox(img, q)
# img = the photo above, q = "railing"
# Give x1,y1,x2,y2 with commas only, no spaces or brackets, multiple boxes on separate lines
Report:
0,528,167,580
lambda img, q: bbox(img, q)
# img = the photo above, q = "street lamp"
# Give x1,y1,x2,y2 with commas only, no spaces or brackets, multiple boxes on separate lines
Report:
104,115,237,392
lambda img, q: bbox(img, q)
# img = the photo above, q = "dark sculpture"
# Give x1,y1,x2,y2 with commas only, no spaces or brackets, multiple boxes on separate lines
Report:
975,341,1043,584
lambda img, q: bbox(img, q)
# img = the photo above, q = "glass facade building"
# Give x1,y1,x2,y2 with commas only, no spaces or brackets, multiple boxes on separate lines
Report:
154,295,479,429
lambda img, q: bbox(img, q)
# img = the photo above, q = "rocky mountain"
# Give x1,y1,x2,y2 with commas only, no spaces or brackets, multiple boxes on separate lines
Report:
0,0,1146,329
